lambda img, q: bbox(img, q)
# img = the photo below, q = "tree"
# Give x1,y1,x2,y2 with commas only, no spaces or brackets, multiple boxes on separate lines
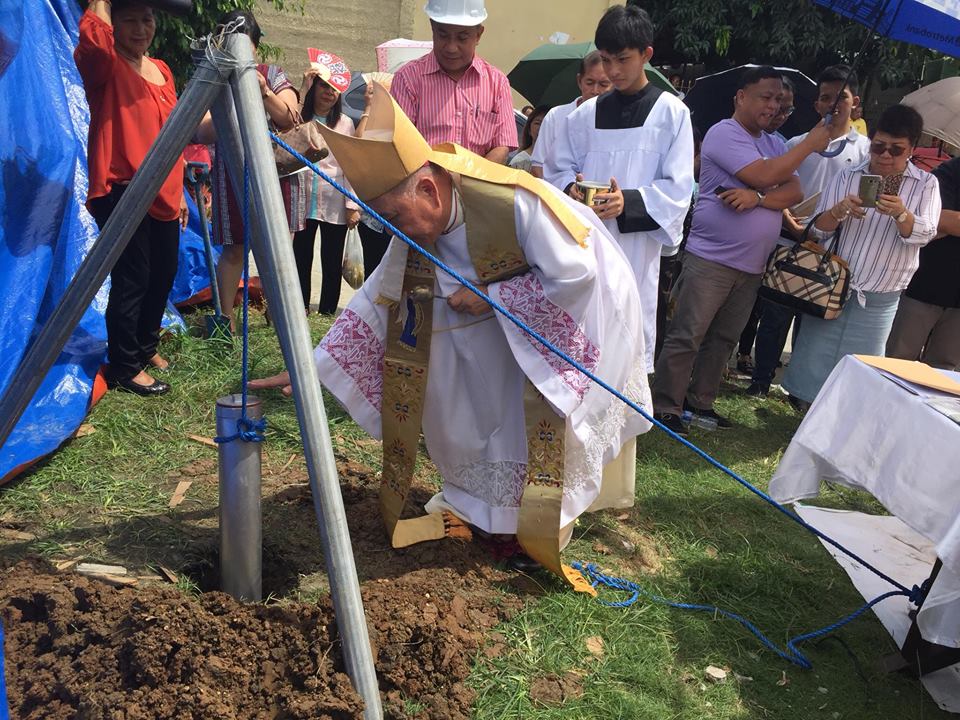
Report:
635,0,939,94
151,0,302,87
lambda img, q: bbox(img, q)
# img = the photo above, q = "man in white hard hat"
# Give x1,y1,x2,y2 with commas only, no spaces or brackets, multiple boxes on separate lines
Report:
390,0,517,164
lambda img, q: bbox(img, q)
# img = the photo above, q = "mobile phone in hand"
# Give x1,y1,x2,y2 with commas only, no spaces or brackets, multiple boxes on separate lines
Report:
859,174,882,208
714,185,730,196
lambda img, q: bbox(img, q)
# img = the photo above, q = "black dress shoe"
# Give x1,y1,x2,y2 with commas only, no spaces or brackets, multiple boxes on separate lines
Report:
506,553,541,573
116,377,170,396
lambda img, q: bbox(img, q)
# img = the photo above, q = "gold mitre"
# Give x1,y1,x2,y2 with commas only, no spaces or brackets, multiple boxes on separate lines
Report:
314,82,431,201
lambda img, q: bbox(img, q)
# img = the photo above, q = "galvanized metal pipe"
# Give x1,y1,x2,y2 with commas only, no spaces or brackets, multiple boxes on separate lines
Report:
216,393,263,602
220,34,383,719
0,54,229,451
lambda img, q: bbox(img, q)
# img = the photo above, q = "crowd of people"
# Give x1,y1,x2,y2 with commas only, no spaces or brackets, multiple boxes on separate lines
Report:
74,0,959,576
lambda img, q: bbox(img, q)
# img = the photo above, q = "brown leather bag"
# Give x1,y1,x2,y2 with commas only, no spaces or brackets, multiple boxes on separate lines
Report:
273,121,328,177
758,214,850,320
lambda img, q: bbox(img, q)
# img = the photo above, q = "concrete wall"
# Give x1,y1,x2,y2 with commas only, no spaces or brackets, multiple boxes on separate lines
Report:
256,0,615,102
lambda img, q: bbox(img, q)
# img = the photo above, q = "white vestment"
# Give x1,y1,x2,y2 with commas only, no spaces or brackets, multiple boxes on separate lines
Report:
544,92,694,372
314,183,651,534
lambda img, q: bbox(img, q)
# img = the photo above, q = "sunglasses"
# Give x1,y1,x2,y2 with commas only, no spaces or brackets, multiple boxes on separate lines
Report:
870,142,908,158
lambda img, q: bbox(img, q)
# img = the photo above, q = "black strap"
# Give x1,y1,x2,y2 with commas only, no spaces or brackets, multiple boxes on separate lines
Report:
796,212,843,272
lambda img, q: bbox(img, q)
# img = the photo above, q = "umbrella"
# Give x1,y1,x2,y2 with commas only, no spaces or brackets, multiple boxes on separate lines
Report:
340,71,394,123
812,0,960,58
683,64,820,139
375,38,433,73
507,41,676,107
901,76,960,154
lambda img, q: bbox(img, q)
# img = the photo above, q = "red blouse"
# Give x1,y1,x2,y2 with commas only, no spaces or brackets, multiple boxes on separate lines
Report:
74,11,182,222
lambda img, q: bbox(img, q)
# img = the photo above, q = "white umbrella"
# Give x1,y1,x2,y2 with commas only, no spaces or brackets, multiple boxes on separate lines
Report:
901,77,960,154
375,38,433,74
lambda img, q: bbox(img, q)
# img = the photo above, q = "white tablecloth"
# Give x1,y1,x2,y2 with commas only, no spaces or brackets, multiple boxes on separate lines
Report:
770,355,960,647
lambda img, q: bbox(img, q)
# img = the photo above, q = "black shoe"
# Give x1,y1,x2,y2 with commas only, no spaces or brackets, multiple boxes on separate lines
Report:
787,394,810,414
116,377,170,396
746,382,769,398
505,553,541,573
736,355,755,375
683,401,733,429
653,412,689,437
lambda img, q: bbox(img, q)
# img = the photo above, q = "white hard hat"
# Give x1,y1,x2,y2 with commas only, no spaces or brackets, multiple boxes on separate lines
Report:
424,0,487,26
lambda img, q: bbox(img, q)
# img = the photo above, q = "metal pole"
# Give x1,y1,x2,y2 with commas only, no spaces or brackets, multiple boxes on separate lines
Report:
0,54,229,450
219,33,383,719
217,393,263,602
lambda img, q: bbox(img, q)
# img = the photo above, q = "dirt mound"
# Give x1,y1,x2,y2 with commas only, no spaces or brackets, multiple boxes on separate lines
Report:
0,555,523,719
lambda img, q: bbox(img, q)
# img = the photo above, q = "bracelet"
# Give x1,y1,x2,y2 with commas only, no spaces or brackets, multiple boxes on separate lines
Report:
830,207,845,221
359,113,370,120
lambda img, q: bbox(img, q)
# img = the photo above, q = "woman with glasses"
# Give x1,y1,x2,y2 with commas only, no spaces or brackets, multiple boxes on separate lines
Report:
781,104,942,410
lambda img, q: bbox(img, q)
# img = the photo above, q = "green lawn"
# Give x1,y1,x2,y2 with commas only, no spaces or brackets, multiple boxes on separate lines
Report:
0,310,950,719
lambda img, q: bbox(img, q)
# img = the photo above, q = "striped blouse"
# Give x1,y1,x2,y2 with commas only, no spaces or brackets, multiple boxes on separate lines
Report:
814,159,941,294
390,52,517,157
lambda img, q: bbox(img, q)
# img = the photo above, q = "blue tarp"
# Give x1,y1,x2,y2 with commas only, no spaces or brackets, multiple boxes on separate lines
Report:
0,0,108,481
0,620,7,720
170,191,221,306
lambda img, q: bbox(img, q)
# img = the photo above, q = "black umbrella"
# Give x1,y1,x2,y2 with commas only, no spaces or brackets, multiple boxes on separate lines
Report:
683,64,820,140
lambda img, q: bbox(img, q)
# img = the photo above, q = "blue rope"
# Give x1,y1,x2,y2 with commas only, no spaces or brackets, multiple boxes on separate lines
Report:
572,562,919,669
214,161,266,445
269,133,930,666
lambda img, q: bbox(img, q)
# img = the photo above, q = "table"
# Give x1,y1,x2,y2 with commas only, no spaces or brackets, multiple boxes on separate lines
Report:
769,355,960,671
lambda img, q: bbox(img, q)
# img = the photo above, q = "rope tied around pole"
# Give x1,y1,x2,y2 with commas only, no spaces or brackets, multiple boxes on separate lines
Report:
214,160,266,445
268,131,930,668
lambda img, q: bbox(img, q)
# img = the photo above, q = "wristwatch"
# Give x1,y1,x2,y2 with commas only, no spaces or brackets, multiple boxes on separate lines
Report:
895,209,909,224
756,190,766,206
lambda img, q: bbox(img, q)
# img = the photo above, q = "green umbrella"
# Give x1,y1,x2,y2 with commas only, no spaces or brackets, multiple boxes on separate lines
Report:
508,41,677,108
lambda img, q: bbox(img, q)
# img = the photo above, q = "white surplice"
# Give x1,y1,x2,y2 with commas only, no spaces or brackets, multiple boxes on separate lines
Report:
314,182,651,534
544,92,694,372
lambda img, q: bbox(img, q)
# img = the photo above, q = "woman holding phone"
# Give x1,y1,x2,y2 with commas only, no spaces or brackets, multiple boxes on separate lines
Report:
782,104,942,410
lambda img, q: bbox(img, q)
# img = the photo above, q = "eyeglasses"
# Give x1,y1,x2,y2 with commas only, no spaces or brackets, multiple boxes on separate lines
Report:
775,106,795,118
870,142,908,158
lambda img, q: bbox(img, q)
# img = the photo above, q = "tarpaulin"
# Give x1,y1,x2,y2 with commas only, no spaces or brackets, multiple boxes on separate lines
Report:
0,0,108,483
0,620,7,720
170,191,221,306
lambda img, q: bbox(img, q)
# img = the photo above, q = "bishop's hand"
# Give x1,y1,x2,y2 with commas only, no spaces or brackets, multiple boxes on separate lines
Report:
447,285,490,316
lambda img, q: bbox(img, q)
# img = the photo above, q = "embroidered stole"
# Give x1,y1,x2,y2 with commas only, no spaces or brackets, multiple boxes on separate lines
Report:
379,172,595,595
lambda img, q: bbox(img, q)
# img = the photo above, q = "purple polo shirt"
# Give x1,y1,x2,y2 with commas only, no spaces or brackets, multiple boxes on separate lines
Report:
686,119,792,274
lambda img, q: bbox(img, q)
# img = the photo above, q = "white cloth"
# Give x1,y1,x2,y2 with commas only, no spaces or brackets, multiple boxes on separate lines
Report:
544,92,694,372
787,127,871,200
508,149,533,172
530,99,578,170
770,355,960,646
314,182,651,534
812,159,941,294
299,114,359,224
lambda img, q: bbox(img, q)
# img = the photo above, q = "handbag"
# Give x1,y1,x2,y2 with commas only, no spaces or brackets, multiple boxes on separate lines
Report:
757,213,850,320
273,121,329,177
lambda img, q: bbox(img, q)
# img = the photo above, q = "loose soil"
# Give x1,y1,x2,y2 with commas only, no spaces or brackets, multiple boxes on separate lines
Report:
0,454,533,719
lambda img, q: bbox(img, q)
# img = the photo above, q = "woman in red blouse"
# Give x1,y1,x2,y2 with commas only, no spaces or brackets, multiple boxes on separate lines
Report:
75,0,187,396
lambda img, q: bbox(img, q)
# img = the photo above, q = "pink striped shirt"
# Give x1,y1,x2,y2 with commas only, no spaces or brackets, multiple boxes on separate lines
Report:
390,52,517,157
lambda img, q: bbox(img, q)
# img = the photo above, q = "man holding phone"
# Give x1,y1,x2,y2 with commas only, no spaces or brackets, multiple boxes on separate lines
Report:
651,66,830,434
746,66,872,398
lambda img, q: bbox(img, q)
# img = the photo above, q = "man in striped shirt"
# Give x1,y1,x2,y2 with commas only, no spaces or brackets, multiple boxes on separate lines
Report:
390,0,517,164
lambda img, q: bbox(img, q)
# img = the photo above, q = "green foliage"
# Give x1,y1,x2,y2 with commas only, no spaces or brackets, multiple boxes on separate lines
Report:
634,0,940,92
152,0,303,87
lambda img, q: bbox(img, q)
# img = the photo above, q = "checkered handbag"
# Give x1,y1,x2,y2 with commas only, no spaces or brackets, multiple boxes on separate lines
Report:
758,214,850,320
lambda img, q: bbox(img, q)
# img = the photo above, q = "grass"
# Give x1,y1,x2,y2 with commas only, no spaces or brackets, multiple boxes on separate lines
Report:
0,310,951,719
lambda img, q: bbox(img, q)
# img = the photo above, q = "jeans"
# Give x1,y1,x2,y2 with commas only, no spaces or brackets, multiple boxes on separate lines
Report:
751,300,799,388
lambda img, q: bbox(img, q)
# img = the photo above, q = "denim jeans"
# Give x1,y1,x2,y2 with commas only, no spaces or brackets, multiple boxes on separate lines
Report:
751,300,799,388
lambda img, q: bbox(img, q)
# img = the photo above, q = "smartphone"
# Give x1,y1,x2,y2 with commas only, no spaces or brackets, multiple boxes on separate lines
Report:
859,174,882,208
714,185,730,196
